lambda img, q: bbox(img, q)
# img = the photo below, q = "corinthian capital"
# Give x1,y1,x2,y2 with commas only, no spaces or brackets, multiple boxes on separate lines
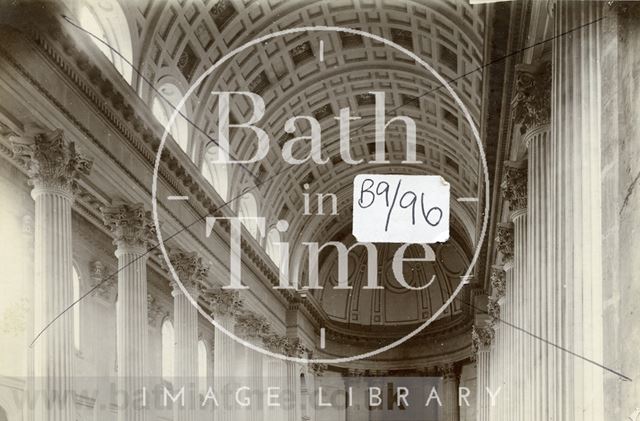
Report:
11,129,92,194
495,222,514,263
102,203,155,251
167,249,209,294
263,333,289,354
512,61,551,133
438,362,457,380
203,287,243,318
501,160,528,212
471,324,494,354
490,267,506,300
487,297,501,326
235,311,270,341
309,363,328,377
285,337,307,358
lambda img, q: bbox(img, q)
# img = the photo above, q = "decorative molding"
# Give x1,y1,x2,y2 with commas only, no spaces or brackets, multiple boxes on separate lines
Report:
512,61,551,133
10,129,92,193
101,203,155,251
501,160,528,212
495,222,514,263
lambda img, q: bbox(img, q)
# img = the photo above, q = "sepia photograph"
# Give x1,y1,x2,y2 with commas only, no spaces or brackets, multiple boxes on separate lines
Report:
0,0,637,420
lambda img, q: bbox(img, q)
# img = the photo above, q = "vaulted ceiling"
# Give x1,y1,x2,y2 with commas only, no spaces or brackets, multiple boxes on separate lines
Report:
63,0,488,341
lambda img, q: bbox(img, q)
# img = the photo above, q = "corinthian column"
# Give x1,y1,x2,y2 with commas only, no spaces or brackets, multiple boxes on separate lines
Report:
102,203,155,421
204,288,243,421
168,249,209,421
552,3,604,420
501,159,528,421
235,312,270,421
439,363,459,421
513,59,552,421
472,324,494,421
11,129,92,421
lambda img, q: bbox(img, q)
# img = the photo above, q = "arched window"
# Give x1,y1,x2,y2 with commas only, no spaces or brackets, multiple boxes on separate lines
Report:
151,84,189,153
237,193,259,238
72,266,81,351
161,319,174,383
198,340,208,395
77,0,133,83
265,228,281,267
201,144,229,200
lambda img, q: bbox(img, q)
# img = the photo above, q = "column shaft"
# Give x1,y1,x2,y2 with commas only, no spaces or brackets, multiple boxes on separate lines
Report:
173,289,199,421
116,248,149,421
441,373,459,421
476,349,491,421
214,315,237,421
32,188,75,421
553,3,604,420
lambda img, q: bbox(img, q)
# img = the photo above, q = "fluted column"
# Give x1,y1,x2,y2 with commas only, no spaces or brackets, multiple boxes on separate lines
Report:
263,335,290,421
235,312,270,421
472,324,494,421
487,267,505,421
205,288,243,421
513,59,551,421
284,339,305,421
501,159,528,421
168,250,208,421
439,363,459,421
12,129,92,421
552,3,604,420
102,203,155,421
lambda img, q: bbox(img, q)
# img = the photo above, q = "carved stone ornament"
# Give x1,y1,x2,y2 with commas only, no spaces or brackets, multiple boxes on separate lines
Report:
471,324,494,354
495,222,514,263
501,160,528,212
263,333,289,354
203,287,243,318
235,311,270,340
11,129,92,193
512,61,551,133
490,267,506,300
309,363,328,377
438,362,457,380
90,260,116,301
487,297,501,326
102,203,155,250
167,249,209,293
347,368,367,377
285,337,307,358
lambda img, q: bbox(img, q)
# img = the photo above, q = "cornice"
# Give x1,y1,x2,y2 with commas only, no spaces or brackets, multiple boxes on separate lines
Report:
0,23,303,311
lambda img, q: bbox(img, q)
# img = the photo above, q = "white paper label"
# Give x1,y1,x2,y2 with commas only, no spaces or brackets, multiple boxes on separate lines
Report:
352,174,450,243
